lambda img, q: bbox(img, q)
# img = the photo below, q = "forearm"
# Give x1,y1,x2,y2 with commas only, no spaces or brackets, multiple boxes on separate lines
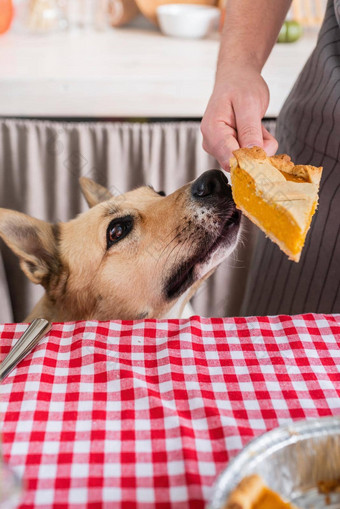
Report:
216,0,292,82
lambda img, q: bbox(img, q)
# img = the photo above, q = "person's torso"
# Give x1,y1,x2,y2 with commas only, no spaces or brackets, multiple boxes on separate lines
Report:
278,0,340,163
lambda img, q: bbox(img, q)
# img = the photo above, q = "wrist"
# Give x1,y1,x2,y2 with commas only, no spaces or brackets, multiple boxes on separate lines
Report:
213,58,262,93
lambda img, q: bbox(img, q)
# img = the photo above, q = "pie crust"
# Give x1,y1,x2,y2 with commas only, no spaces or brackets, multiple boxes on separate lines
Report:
224,474,298,509
230,147,323,262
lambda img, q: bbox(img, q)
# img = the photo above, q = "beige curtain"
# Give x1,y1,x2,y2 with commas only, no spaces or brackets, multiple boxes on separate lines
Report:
0,119,275,322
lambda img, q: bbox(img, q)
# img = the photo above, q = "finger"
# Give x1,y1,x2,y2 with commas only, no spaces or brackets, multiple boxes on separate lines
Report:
201,100,240,170
213,126,240,170
234,101,264,149
203,123,240,171
262,125,279,155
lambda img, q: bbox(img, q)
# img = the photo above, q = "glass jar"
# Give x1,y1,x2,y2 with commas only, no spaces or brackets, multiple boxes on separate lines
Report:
0,453,22,509
27,0,67,33
67,0,109,30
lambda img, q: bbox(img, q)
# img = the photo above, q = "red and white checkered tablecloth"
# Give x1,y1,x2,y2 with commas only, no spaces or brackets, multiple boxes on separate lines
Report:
1,314,340,509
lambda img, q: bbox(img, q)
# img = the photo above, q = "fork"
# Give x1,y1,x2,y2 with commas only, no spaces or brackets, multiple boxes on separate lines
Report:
0,319,51,383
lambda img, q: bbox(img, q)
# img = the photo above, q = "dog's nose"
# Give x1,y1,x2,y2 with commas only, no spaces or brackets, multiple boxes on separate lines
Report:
191,170,232,201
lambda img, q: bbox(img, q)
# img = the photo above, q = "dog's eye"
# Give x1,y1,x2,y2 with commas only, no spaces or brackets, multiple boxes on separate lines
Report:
107,216,133,248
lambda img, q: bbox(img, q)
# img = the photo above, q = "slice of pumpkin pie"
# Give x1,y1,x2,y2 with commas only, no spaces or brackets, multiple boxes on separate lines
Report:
224,474,298,509
230,147,322,262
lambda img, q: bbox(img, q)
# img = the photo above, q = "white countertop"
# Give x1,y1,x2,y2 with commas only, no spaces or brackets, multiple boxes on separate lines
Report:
0,26,318,118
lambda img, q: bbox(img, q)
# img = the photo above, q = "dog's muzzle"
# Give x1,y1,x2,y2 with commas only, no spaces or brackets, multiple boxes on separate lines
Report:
164,170,241,301
191,169,232,203
191,169,241,226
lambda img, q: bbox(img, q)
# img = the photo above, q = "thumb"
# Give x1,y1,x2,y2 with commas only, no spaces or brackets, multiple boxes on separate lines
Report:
234,102,264,149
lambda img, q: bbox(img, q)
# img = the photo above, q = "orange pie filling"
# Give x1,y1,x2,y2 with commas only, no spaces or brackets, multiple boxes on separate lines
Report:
231,166,316,260
253,488,297,509
230,147,322,263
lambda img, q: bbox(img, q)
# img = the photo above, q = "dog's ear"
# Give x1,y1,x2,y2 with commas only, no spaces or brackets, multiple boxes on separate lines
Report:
0,209,58,286
79,177,113,208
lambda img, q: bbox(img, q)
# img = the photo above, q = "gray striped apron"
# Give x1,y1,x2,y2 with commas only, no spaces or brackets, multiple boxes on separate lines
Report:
242,0,340,316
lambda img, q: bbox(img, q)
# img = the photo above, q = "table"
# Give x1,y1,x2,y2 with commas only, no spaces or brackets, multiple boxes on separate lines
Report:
1,314,340,508
0,28,318,117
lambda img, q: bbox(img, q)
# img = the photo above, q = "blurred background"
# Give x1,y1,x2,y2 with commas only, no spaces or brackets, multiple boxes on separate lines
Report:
0,0,327,322
0,0,327,35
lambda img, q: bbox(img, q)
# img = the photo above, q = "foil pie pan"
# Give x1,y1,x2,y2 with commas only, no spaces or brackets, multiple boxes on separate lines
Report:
207,417,340,509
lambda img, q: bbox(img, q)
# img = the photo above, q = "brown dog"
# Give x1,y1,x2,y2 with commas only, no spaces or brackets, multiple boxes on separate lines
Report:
0,170,241,321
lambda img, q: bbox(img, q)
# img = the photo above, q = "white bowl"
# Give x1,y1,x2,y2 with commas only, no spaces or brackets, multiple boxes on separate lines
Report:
156,4,220,39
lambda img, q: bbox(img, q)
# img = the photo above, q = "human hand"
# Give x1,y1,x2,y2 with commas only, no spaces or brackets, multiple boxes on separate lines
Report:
201,67,278,170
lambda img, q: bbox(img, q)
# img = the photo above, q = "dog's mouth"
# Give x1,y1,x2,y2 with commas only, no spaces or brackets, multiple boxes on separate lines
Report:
164,208,241,300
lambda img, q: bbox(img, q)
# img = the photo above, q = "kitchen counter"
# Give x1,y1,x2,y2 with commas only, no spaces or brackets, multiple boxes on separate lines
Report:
0,27,318,118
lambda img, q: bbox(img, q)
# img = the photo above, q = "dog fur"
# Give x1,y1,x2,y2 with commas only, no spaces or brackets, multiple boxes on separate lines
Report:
0,174,241,322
